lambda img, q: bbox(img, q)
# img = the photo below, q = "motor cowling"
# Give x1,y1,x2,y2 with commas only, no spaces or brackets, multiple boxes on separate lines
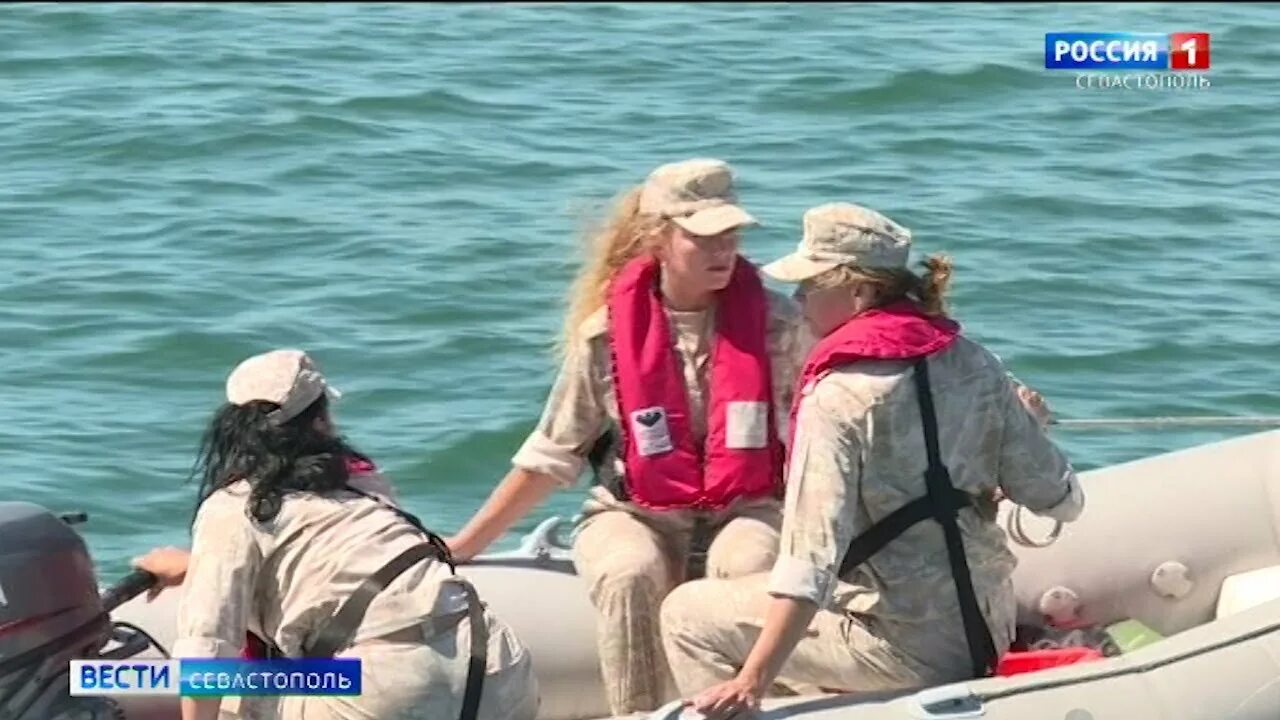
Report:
0,502,115,718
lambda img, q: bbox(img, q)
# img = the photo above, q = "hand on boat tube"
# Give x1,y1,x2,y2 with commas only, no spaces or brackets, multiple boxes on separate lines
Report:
684,674,764,719
685,596,817,719
130,546,191,601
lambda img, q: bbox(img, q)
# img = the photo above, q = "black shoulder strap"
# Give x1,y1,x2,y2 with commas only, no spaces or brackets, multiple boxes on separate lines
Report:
912,358,999,678
586,428,629,501
457,579,488,720
836,358,998,679
300,485,487,720
305,542,441,658
838,490,970,572
586,428,615,475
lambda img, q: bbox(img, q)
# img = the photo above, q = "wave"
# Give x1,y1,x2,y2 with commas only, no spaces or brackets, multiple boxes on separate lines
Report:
757,63,1044,114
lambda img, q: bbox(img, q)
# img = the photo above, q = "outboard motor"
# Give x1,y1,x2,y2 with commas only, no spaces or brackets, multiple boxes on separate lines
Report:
0,502,162,720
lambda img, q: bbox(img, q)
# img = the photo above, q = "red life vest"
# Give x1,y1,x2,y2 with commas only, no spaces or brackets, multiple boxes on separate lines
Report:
789,300,961,454
606,255,782,510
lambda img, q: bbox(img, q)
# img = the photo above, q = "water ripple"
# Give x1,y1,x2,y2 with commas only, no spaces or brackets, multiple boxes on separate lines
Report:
1,3,1277,576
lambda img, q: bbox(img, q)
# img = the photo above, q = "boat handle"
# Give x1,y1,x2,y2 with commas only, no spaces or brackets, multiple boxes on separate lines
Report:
644,700,689,719
517,515,574,559
908,684,987,719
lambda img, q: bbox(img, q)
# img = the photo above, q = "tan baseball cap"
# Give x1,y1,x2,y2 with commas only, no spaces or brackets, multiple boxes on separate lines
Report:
638,158,758,237
763,202,913,282
225,349,341,425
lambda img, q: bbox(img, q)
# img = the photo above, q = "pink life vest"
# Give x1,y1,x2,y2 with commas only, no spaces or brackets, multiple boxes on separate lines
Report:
789,300,961,455
607,255,783,510
345,456,378,476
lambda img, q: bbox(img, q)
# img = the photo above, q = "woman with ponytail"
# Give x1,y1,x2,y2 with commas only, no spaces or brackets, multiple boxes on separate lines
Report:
445,159,813,715
663,203,1085,717
134,349,538,720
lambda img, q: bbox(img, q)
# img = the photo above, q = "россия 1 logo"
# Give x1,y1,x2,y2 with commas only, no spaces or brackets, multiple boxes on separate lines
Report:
1045,32,1210,70
1044,32,1211,90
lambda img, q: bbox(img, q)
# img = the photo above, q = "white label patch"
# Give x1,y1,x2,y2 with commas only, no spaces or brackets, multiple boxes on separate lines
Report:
630,406,674,457
0,581,6,607
726,401,769,449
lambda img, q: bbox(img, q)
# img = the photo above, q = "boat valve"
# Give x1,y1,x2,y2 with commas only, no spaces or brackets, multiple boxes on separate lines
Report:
1150,561,1193,599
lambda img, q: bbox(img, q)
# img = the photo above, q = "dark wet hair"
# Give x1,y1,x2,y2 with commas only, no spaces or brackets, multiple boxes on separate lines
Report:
191,394,371,524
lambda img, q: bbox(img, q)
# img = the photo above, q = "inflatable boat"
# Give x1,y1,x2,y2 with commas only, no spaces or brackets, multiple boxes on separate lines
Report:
29,429,1280,718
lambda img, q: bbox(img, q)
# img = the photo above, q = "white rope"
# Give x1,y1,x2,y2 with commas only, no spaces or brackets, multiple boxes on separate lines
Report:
1051,416,1280,429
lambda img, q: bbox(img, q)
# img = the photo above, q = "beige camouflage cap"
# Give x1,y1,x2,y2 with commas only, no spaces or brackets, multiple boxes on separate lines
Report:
638,158,758,237
225,349,341,425
763,202,912,282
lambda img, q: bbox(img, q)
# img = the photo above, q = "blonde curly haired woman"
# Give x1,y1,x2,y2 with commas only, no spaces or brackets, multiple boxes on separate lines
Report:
445,158,813,714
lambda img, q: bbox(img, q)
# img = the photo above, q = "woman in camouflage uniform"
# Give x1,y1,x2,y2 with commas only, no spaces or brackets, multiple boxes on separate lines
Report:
444,159,814,715
138,349,538,720
662,202,1085,718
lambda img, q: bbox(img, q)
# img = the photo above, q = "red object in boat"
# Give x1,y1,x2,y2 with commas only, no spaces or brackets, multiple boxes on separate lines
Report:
242,632,268,659
996,647,1105,676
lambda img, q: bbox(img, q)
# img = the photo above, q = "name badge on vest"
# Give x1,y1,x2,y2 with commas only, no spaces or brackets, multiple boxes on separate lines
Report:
630,406,674,457
726,401,769,449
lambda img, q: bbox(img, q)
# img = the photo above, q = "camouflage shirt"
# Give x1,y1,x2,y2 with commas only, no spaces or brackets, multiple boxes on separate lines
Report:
768,336,1084,644
173,473,470,661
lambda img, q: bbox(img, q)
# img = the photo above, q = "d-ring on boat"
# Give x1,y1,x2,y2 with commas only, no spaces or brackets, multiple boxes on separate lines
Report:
4,429,1279,719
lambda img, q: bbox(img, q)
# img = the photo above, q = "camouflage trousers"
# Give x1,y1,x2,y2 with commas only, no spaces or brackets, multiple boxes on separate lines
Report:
661,573,1016,699
572,488,783,716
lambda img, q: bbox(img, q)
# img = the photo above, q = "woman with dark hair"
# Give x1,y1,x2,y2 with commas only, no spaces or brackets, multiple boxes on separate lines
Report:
133,349,538,720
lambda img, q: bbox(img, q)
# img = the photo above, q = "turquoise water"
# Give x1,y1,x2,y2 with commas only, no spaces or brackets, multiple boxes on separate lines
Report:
1,3,1277,580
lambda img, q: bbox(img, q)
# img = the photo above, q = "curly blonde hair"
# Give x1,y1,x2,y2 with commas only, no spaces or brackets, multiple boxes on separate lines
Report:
558,187,671,358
